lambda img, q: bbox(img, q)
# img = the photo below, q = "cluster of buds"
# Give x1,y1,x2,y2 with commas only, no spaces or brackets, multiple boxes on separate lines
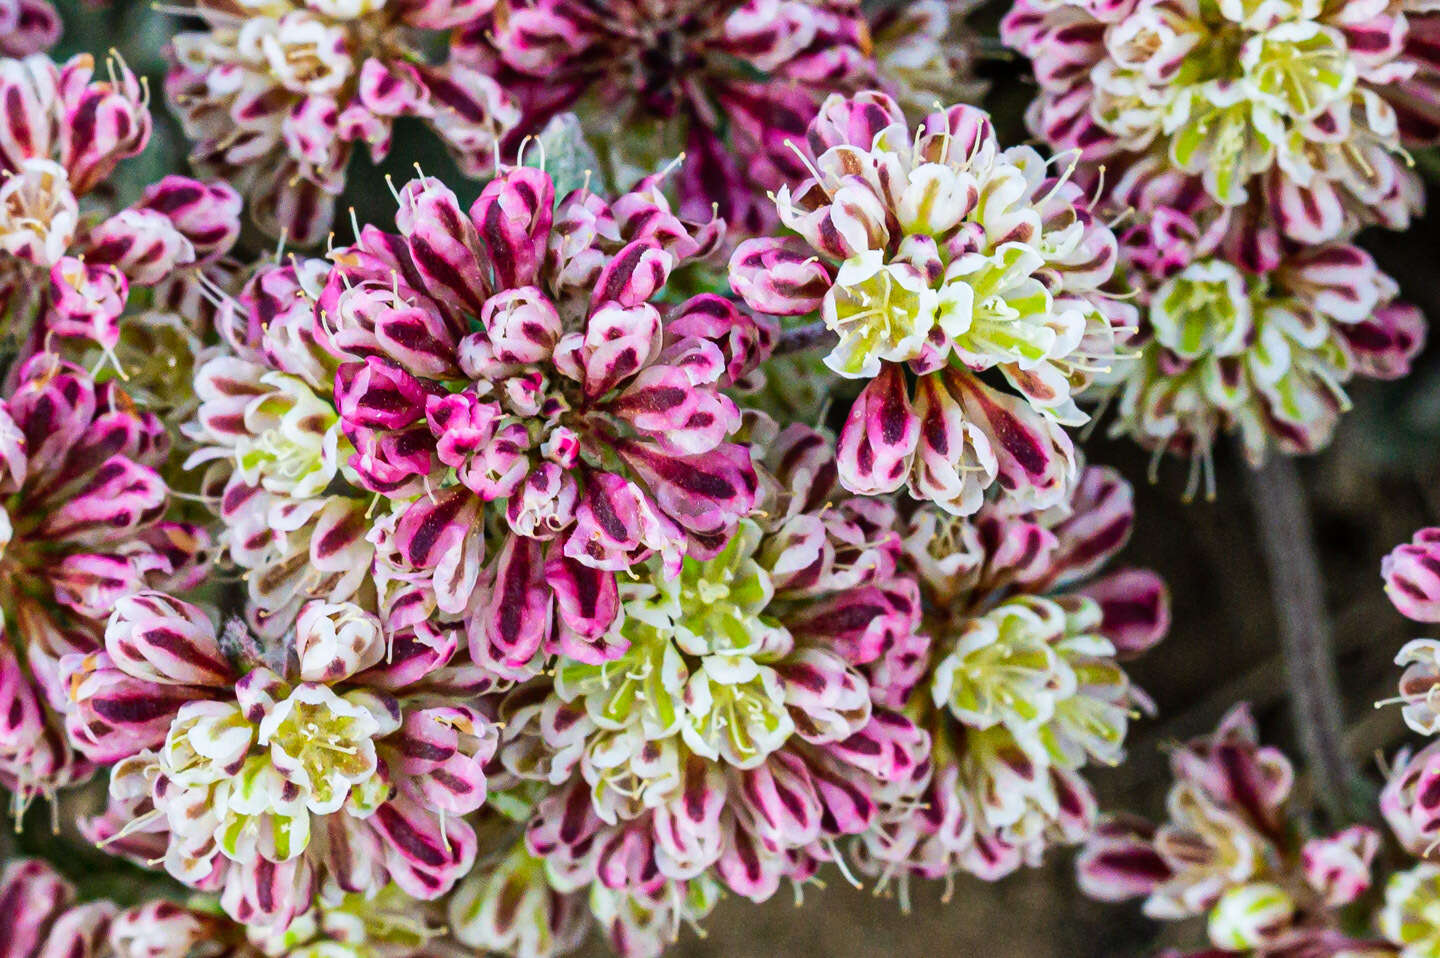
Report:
0,53,241,360
1076,705,1391,956
730,91,1134,516
166,0,519,245
1001,0,1432,262
858,464,1169,889
1067,526,1440,957
316,165,767,675
68,594,497,932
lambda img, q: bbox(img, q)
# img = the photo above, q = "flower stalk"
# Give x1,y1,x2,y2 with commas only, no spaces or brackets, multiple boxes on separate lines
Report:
1244,454,1358,825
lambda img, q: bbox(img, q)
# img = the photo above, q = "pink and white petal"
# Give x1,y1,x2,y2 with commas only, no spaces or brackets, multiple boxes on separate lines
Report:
836,365,919,496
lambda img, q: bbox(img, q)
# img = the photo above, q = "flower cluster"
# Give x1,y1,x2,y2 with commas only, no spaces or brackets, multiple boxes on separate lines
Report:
1076,705,1391,956
730,91,1134,516
0,354,209,811
1105,219,1425,492
857,464,1169,888
166,0,519,245
441,423,930,954
317,166,768,675
68,593,496,932
452,0,874,235
2,0,1436,954
1001,0,1433,263
0,53,241,358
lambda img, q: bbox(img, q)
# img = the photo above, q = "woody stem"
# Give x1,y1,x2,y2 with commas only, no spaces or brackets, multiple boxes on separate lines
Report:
1244,454,1361,824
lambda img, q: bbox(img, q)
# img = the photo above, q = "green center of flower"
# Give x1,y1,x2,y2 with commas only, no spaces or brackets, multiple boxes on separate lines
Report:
555,520,798,808
234,372,344,498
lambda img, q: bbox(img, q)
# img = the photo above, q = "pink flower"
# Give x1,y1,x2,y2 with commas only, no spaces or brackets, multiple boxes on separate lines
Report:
321,167,767,676
729,92,1133,515
166,0,518,245
0,355,209,809
0,54,240,355
454,0,873,235
74,594,498,934
858,465,1169,886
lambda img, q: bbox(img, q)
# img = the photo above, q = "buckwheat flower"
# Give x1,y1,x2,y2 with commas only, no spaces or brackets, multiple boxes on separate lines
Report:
477,424,928,937
1076,705,1292,917
1381,741,1440,861
1106,214,1424,495
183,259,374,638
319,166,768,676
729,92,1135,515
0,859,251,958
855,464,1169,888
70,594,498,933
166,0,519,245
0,54,242,356
0,1,58,57
0,355,209,811
1385,528,1440,624
1076,705,1387,953
454,0,872,234
1002,0,1426,264
869,0,987,114
1382,863,1440,957
449,841,590,958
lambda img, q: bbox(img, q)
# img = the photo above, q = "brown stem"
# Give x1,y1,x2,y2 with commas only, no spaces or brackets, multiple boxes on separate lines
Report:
773,321,836,357
1243,453,1359,824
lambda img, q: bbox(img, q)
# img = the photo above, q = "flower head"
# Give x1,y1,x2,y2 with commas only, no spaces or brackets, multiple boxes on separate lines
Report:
71,594,498,932
455,0,873,234
730,92,1134,515
857,464,1169,887
1077,704,1384,954
465,424,929,946
1107,233,1424,492
317,166,769,675
166,0,519,244
1003,0,1427,264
